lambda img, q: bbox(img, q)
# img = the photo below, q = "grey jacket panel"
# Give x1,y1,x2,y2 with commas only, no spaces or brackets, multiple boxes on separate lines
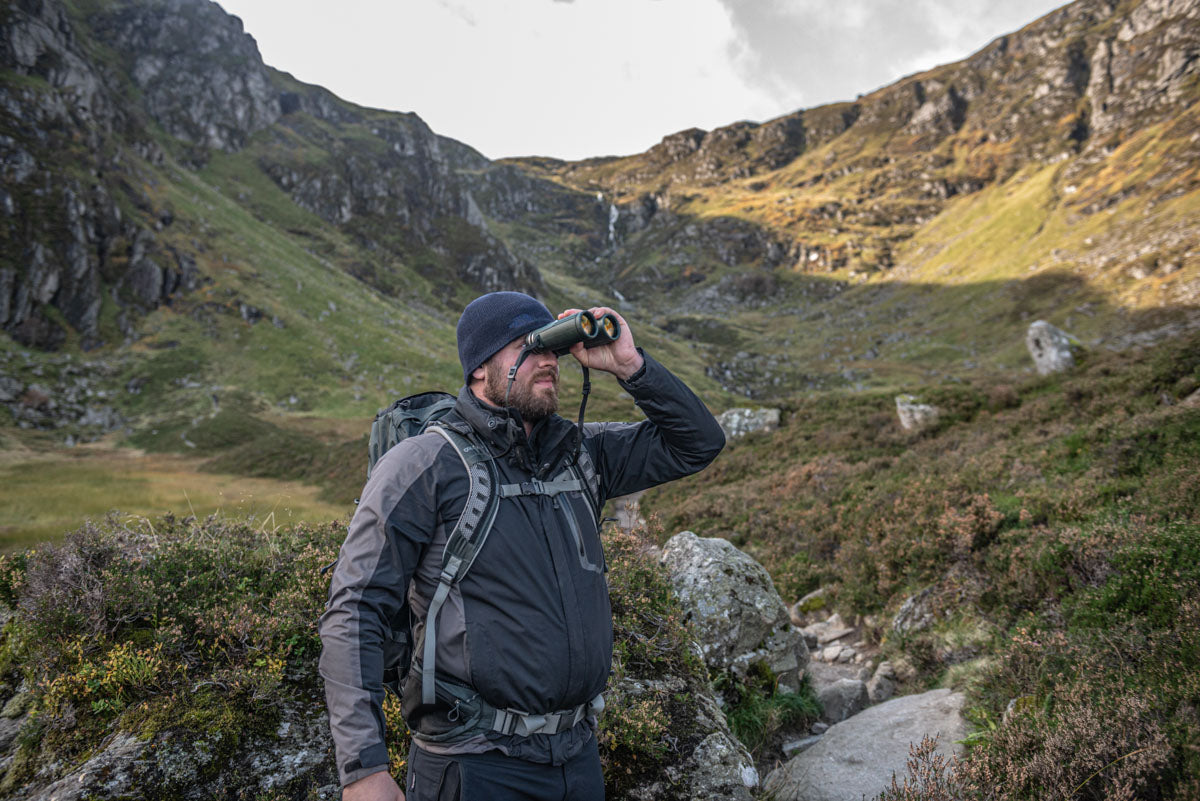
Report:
319,350,725,786
318,432,463,786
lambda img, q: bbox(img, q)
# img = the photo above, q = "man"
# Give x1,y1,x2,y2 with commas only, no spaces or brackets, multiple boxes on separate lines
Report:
320,291,725,800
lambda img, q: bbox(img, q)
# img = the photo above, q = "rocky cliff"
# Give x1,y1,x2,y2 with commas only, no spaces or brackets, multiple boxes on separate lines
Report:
0,0,542,350
517,0,1199,390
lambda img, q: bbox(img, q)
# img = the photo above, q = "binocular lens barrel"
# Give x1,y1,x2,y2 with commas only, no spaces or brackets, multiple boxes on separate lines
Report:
584,314,621,349
524,311,622,355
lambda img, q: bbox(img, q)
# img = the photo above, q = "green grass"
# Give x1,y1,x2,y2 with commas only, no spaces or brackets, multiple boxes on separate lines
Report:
0,446,350,551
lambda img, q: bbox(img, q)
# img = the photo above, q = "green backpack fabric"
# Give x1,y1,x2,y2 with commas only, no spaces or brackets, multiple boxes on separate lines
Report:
368,391,459,478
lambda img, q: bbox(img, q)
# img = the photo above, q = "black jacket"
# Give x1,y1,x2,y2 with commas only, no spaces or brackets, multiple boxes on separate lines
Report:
318,351,725,787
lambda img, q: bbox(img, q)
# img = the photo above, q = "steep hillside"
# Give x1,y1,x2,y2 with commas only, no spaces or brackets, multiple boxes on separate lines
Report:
508,0,1200,396
0,0,1197,536
0,0,726,542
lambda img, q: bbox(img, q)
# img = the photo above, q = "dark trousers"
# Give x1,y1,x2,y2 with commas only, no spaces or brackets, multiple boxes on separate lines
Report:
405,739,604,801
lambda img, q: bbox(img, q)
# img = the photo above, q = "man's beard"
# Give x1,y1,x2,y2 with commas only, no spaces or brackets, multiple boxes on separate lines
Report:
484,358,560,422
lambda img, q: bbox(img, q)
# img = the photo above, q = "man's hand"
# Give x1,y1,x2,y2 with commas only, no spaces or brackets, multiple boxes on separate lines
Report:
558,306,644,381
342,770,404,801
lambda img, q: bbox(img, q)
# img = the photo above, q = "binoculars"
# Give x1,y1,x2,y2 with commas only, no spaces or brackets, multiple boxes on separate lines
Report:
524,311,621,356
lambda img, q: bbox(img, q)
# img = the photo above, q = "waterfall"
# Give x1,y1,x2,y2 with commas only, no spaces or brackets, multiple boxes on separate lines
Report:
608,203,619,246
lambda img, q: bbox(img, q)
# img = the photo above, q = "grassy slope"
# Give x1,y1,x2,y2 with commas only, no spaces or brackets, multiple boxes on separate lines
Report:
641,328,1200,798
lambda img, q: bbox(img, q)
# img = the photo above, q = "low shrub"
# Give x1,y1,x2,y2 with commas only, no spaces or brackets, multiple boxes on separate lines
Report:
0,512,722,797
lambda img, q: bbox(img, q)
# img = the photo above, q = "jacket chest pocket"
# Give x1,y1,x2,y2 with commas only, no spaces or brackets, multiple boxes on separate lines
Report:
555,493,605,575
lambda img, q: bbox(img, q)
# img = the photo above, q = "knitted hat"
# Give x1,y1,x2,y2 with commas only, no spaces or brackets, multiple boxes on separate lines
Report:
456,292,554,385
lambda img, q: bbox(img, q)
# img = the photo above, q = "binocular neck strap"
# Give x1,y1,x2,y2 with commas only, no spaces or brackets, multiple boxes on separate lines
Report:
504,346,534,407
574,366,591,455
504,347,589,454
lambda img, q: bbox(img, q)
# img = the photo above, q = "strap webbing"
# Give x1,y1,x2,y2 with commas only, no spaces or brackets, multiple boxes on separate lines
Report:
421,561,459,706
490,693,606,737
420,426,499,706
498,476,585,498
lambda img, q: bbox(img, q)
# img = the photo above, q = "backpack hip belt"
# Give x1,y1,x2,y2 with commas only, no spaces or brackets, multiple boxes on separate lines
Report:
412,678,606,744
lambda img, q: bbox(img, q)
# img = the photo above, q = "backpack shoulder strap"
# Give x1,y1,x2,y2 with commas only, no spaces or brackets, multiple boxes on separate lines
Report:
418,424,500,706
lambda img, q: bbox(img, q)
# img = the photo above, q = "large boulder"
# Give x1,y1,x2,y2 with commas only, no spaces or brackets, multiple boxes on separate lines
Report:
894,395,941,432
1026,320,1081,375
716,407,781,440
763,689,967,801
661,531,809,692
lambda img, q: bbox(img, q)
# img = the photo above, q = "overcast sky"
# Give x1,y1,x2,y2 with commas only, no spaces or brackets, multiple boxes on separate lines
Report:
216,0,1067,161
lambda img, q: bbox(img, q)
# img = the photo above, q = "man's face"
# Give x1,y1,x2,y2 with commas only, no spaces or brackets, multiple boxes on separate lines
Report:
479,338,560,422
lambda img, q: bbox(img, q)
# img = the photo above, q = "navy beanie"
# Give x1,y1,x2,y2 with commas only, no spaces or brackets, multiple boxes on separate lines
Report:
457,292,554,385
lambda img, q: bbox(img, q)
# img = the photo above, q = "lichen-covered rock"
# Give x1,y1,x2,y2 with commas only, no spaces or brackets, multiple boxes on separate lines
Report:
893,586,939,634
895,394,941,432
715,407,781,440
16,700,338,801
1026,320,1082,375
661,531,809,692
618,676,758,801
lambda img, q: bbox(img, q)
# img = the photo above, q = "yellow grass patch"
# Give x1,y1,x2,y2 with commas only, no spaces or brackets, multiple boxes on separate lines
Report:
0,443,351,551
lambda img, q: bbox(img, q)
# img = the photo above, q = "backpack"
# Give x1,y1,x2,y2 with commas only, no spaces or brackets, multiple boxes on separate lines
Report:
365,391,600,709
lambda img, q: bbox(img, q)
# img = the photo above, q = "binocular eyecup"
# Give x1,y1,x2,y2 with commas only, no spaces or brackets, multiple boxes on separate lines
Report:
523,310,620,356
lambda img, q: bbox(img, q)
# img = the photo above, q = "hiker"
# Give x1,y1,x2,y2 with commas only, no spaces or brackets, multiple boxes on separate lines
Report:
319,291,725,801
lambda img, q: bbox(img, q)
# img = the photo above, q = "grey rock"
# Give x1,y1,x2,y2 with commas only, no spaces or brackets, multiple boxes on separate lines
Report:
782,735,823,757
1026,320,1081,375
895,394,941,432
0,376,22,402
716,407,781,440
614,673,758,800
789,586,830,626
867,671,896,704
765,689,967,801
19,703,337,800
661,531,809,692
893,587,938,634
28,732,147,801
816,678,869,724
818,626,855,645
0,715,25,753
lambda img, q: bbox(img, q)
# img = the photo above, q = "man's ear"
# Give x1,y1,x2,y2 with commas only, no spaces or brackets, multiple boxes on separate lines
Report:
471,364,486,382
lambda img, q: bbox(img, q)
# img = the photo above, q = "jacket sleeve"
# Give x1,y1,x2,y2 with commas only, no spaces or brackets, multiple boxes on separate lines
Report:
317,436,445,787
585,349,725,501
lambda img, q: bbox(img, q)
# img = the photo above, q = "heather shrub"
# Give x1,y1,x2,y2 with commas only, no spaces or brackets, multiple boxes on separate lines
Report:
0,512,731,796
602,516,714,796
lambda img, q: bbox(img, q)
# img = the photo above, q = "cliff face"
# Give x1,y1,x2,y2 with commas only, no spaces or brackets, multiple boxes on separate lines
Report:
529,0,1198,328
0,0,540,350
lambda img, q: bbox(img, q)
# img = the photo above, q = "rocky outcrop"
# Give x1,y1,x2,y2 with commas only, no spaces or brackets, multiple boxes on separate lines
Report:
0,348,126,438
91,0,281,151
17,700,337,801
763,689,967,801
716,407,781,440
0,0,545,348
612,675,758,801
1026,320,1081,375
660,531,809,693
895,395,941,432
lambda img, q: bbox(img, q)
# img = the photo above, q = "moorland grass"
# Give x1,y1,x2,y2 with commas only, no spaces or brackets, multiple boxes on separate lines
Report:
0,446,350,551
644,329,1200,799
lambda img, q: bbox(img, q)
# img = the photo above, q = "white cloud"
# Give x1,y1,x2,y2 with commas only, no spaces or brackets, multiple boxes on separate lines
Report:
217,0,1067,160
